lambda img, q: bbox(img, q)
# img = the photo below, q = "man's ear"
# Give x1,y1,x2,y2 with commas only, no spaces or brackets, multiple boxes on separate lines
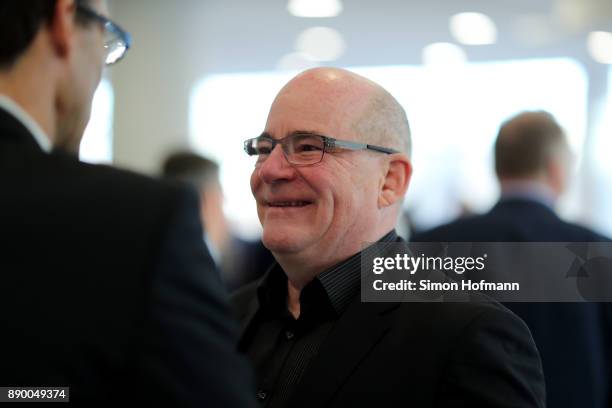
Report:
48,0,78,61
546,157,568,197
378,154,412,208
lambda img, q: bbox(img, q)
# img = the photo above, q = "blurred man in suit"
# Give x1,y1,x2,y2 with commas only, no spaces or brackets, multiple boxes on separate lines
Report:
413,110,611,408
233,67,545,407
162,151,274,289
0,1,253,406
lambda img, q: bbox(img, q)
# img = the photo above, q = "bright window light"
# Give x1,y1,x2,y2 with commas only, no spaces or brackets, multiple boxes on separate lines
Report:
79,79,113,164
295,27,346,62
587,31,612,64
594,68,612,170
590,67,612,236
190,58,589,236
450,12,498,45
513,14,557,47
422,42,467,66
288,0,343,18
277,52,319,71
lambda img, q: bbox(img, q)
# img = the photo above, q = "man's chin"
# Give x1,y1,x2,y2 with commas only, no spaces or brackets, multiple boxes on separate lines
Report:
261,228,308,254
262,238,299,254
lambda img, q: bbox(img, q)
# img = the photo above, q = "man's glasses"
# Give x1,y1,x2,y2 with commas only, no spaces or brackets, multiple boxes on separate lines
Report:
244,132,399,166
76,4,132,65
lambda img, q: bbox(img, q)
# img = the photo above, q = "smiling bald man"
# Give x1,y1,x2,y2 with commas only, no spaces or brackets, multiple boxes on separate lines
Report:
233,68,545,408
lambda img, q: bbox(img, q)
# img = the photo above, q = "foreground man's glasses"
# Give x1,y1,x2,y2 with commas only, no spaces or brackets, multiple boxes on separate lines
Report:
76,4,132,65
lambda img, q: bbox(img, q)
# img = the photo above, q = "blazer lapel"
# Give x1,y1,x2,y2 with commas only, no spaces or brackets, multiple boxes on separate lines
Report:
237,294,260,343
288,299,399,407
236,268,274,347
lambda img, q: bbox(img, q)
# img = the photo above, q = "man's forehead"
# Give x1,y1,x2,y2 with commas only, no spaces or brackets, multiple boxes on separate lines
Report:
265,102,352,139
262,68,386,141
279,72,371,104
265,85,369,136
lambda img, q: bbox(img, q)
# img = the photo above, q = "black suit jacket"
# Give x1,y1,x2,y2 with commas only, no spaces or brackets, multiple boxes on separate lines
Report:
223,238,275,291
0,108,253,407
233,238,546,407
413,198,612,408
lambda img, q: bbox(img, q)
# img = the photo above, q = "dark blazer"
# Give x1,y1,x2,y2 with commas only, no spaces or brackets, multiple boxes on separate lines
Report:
233,239,546,407
413,198,612,408
222,238,275,291
0,108,253,407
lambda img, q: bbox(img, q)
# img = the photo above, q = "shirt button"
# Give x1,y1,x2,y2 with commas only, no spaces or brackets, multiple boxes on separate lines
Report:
256,390,267,400
285,330,295,340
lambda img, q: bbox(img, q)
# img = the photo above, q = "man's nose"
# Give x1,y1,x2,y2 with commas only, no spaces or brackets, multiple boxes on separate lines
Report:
257,144,297,184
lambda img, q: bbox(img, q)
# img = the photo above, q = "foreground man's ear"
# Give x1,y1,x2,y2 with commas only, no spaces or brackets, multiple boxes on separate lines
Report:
48,0,79,62
378,154,412,208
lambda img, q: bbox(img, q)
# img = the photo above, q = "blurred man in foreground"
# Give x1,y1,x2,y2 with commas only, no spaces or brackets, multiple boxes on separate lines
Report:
0,1,252,405
233,67,545,407
413,111,611,408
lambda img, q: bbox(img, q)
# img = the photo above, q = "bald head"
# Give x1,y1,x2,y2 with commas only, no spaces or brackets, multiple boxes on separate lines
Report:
269,68,411,156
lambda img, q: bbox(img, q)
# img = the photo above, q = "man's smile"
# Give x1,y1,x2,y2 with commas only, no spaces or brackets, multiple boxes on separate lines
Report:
266,200,312,208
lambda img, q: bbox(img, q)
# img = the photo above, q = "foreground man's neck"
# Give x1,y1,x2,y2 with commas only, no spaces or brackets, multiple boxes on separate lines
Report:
0,70,55,152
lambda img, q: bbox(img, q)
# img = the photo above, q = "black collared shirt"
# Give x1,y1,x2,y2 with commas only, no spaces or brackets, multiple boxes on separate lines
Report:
241,230,397,407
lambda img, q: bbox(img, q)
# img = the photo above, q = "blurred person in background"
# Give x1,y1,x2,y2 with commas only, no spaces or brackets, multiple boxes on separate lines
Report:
162,151,274,290
0,0,253,406
233,67,545,407
413,110,612,408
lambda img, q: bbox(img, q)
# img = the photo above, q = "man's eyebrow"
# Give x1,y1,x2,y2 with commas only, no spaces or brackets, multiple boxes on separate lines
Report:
291,130,321,136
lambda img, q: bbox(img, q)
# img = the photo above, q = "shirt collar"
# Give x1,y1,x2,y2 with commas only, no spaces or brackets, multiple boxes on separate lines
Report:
318,229,397,314
499,180,556,209
0,95,52,153
257,230,398,317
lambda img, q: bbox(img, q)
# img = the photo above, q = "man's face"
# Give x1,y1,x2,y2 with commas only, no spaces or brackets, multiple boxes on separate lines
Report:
250,79,384,262
55,0,107,153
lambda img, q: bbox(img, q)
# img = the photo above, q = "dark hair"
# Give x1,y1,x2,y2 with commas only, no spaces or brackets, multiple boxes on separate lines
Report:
162,151,220,192
495,111,566,179
0,0,89,69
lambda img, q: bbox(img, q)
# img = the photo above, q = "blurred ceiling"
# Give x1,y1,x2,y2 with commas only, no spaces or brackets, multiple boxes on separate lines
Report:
178,0,612,72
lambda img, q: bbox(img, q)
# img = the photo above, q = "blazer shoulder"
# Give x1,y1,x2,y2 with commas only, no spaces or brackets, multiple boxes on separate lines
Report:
561,221,611,242
412,215,486,242
391,294,544,406
442,299,545,406
53,153,186,195
393,291,528,340
20,153,203,254
32,152,199,220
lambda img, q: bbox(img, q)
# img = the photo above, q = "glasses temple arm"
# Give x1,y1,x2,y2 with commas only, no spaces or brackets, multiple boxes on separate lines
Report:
331,139,398,154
